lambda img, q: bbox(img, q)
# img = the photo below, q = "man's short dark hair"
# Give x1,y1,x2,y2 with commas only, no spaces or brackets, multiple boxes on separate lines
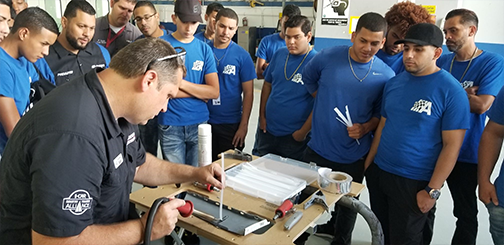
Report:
282,4,301,19
355,12,387,35
64,0,96,20
215,8,238,23
110,38,186,88
206,2,223,15
284,15,311,35
134,0,156,12
113,0,137,4
11,7,59,35
445,8,478,29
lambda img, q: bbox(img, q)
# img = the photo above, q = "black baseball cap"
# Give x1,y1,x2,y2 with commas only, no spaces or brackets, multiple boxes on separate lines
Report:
174,0,203,23
395,23,444,48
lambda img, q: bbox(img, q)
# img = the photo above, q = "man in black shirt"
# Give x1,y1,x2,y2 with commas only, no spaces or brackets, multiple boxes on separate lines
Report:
0,37,223,244
39,0,111,86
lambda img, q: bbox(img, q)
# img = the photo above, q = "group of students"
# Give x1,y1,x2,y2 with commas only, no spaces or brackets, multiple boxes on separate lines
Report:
0,0,504,244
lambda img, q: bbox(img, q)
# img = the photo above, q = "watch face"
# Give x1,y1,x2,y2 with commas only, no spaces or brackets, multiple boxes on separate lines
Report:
430,189,441,200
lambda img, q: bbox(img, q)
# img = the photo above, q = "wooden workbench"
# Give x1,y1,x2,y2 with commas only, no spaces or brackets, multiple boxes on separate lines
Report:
130,154,365,245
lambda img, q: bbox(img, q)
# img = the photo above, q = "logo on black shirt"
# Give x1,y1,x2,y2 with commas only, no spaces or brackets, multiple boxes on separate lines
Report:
62,190,93,215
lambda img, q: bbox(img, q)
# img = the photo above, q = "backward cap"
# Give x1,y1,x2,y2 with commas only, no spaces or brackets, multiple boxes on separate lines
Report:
394,23,444,48
174,0,203,23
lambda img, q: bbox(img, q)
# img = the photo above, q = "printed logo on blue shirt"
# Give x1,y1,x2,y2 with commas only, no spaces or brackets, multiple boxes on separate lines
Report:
192,60,204,71
411,99,432,116
292,73,304,85
62,189,93,215
223,65,236,75
461,80,474,89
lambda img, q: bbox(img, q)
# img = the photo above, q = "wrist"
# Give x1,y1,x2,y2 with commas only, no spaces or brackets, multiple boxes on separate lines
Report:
424,186,441,200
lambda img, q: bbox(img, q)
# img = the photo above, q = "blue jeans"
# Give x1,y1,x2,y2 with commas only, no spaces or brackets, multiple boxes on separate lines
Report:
159,122,204,167
486,202,504,244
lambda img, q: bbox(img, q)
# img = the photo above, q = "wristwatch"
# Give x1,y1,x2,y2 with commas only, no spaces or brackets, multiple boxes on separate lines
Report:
424,186,441,200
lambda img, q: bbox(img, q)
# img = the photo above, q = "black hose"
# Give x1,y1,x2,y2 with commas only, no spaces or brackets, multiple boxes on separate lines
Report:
143,197,185,245
336,195,384,245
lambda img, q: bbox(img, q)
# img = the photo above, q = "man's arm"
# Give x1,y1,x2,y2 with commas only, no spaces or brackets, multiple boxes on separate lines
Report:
255,57,267,79
347,117,380,140
32,198,186,245
232,80,254,147
478,120,504,206
134,154,224,188
465,86,495,114
179,73,219,100
259,81,272,133
0,96,21,138
292,111,312,142
417,129,466,213
364,117,386,170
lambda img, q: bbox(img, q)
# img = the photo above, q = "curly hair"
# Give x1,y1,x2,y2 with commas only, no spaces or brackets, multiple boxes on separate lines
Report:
384,2,433,38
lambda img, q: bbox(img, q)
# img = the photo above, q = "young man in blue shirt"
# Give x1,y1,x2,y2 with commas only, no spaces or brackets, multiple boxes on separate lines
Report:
303,12,394,244
365,23,470,244
0,7,58,156
207,8,256,161
479,86,504,245
375,1,432,74
194,2,223,46
38,1,111,86
158,0,219,167
252,15,316,161
133,1,170,157
437,9,504,245
255,4,300,79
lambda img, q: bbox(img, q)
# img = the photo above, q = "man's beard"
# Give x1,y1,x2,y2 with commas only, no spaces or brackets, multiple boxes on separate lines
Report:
66,32,87,50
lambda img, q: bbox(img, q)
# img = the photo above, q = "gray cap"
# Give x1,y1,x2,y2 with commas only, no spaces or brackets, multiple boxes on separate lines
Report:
174,0,203,23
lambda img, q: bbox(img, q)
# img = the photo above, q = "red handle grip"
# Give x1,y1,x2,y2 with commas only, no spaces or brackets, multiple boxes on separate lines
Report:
275,199,294,218
177,200,194,217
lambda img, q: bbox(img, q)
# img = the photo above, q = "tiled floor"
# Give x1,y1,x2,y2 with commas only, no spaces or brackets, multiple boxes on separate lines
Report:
140,79,500,245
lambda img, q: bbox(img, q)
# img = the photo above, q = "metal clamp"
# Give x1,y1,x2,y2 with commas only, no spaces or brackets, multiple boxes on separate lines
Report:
303,190,329,212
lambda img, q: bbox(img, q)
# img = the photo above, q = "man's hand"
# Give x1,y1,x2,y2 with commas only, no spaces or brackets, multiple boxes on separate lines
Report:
140,198,186,241
417,190,436,213
194,162,225,189
479,181,499,206
232,126,247,148
259,117,267,133
347,123,365,139
292,129,306,142
466,85,479,96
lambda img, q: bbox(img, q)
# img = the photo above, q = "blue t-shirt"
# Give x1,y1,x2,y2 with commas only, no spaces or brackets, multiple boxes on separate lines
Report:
375,70,470,181
0,48,39,154
375,49,405,74
255,33,285,62
263,47,318,136
303,46,395,163
158,34,217,126
207,41,256,124
33,58,56,84
487,86,504,208
194,31,212,46
438,51,504,164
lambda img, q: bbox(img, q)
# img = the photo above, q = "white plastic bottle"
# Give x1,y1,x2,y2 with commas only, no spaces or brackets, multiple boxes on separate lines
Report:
198,124,212,167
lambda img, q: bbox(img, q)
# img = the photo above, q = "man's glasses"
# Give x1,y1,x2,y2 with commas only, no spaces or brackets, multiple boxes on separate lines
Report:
145,47,186,73
134,13,156,23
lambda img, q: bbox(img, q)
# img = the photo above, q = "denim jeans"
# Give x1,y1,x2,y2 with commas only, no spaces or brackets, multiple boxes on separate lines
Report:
486,202,504,245
158,122,204,167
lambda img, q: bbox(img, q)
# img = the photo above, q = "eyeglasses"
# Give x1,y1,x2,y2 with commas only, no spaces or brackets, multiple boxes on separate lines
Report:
134,13,156,23
145,47,186,73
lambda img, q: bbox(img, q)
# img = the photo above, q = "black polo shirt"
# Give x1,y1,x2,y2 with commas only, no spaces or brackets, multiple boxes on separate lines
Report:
45,40,110,86
0,69,146,244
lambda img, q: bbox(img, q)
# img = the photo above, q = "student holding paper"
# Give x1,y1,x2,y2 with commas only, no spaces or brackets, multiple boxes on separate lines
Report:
302,12,394,244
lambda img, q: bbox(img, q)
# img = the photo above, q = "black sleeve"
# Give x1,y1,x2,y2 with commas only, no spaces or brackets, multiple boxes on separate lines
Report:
29,133,106,237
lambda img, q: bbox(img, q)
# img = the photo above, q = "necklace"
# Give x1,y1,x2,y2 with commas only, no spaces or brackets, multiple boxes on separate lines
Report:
213,42,232,66
284,47,311,81
449,46,478,82
348,47,374,82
